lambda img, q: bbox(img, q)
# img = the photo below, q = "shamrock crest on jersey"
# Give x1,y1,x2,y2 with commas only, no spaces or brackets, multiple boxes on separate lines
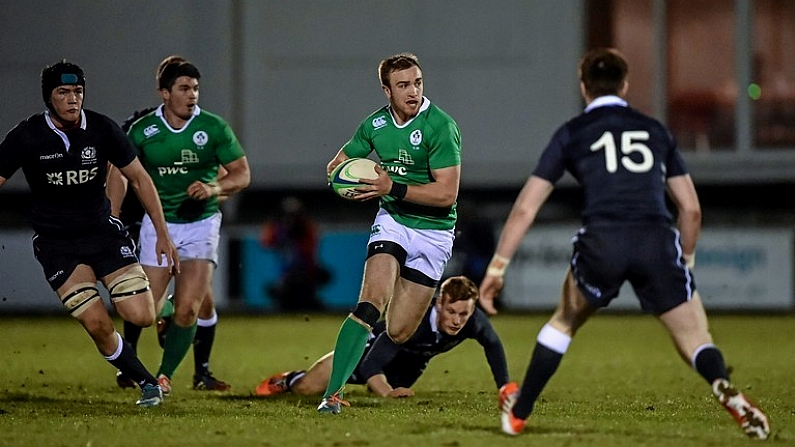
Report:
410,129,422,147
193,130,208,148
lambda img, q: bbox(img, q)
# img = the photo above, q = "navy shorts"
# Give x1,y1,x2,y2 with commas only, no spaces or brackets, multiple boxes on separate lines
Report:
570,221,695,315
32,216,140,291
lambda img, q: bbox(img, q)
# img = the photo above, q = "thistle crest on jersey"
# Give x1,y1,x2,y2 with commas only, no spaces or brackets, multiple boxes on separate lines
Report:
81,146,97,165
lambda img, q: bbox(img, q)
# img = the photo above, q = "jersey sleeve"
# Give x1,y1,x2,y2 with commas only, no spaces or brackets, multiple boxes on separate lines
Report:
662,128,688,178
126,120,146,162
0,122,27,180
357,332,402,381
215,119,246,165
427,120,461,170
341,120,375,159
531,124,570,183
105,118,137,169
469,309,510,389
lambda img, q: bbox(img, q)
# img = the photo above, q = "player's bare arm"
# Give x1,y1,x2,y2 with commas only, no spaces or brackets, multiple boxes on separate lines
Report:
106,164,127,217
216,165,231,201
0,175,6,187
326,149,350,177
365,373,414,398
119,158,179,272
666,174,702,265
187,156,250,201
356,164,460,207
479,175,554,315
387,387,414,398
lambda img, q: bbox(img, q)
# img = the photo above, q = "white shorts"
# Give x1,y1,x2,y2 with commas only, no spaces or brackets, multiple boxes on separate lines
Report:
369,208,454,282
139,211,222,267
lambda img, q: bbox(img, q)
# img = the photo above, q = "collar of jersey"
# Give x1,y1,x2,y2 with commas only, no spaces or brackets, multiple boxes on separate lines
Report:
45,109,86,152
387,96,430,129
155,103,201,133
429,305,440,334
584,95,627,113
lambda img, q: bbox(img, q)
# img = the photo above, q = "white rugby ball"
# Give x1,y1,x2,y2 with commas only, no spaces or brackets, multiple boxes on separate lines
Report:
328,157,379,200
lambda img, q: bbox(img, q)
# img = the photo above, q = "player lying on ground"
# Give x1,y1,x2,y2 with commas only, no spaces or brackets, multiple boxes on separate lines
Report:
256,276,515,400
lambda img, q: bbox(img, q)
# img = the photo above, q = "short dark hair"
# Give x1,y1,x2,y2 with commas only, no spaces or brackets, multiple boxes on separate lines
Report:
579,48,628,98
41,60,86,105
378,53,421,88
439,276,479,305
156,55,187,82
157,57,201,90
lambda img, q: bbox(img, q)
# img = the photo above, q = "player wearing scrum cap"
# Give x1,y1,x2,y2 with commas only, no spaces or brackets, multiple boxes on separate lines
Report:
0,60,179,407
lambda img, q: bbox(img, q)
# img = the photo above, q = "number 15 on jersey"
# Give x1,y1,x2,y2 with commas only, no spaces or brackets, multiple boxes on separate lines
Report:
590,130,653,173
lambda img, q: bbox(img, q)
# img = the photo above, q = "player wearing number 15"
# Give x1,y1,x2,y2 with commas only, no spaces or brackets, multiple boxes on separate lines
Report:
479,48,769,439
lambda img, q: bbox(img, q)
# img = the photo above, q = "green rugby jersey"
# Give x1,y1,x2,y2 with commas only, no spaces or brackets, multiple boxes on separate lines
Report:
127,105,245,223
342,98,461,230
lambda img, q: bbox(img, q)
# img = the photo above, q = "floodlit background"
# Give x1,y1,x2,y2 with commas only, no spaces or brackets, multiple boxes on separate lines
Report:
1,0,793,313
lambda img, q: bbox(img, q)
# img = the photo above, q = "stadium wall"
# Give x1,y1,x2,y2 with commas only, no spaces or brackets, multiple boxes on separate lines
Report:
499,226,794,311
2,226,791,314
0,1,583,192
0,230,229,314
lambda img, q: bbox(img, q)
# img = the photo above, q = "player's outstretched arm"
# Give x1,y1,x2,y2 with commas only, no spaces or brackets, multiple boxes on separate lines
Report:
365,374,413,398
480,175,554,315
472,309,510,389
359,332,403,396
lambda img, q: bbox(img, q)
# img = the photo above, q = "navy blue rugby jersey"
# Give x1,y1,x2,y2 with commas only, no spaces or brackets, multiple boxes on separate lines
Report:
0,110,137,237
532,97,688,224
357,303,509,389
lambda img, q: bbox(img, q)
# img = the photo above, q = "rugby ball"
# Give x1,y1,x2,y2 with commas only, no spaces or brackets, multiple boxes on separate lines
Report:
328,157,379,200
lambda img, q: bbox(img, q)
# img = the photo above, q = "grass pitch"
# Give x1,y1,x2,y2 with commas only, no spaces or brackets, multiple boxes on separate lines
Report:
1,313,793,446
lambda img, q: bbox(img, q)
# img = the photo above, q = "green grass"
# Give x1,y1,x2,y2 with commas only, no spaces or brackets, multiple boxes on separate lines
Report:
1,313,793,446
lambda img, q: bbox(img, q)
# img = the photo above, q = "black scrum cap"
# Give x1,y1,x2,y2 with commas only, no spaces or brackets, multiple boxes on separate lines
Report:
41,60,86,105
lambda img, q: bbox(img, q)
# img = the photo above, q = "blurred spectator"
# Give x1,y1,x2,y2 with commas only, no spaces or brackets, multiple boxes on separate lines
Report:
260,197,330,312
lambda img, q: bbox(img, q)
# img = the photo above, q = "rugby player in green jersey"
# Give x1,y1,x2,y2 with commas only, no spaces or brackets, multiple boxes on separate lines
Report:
318,53,461,413
126,57,250,396
109,57,233,392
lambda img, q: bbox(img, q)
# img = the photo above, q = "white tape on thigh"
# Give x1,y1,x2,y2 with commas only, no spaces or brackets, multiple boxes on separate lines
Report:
61,282,101,317
107,265,150,303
